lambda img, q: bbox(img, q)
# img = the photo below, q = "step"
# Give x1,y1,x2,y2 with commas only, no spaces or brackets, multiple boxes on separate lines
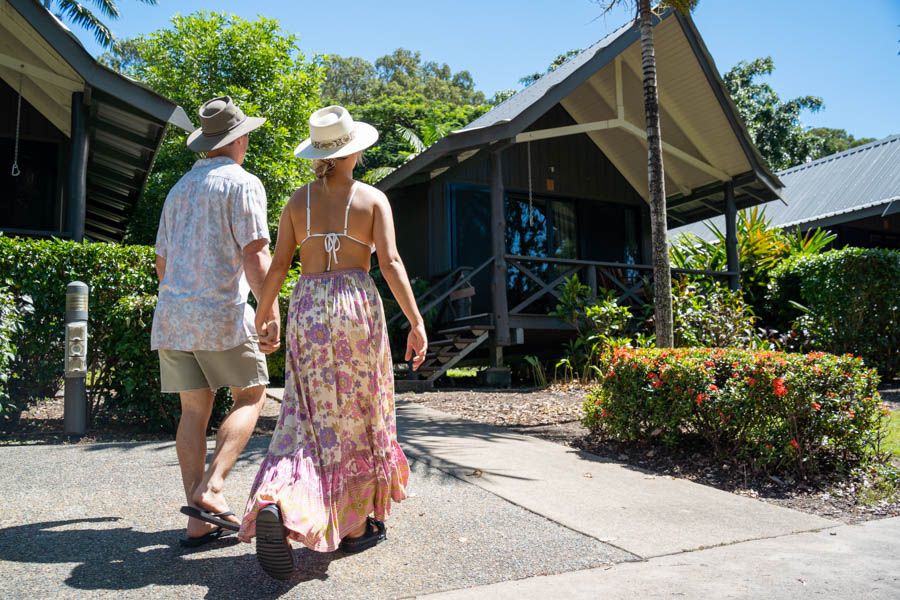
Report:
452,312,492,324
437,324,495,336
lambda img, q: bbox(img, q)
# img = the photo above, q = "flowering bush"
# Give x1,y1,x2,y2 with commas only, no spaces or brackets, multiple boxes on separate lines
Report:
583,347,886,475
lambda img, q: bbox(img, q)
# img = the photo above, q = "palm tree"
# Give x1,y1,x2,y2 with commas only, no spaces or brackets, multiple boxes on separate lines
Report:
41,0,157,48
597,0,698,347
363,121,454,184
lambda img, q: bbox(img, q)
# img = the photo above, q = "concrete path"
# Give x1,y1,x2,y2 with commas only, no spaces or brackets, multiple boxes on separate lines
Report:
422,517,900,600
397,402,834,558
0,393,891,599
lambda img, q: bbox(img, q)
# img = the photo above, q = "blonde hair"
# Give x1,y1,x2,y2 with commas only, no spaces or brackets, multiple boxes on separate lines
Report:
313,158,337,179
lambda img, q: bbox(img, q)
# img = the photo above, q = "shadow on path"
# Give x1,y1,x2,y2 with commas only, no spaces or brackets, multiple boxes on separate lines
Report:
0,518,347,599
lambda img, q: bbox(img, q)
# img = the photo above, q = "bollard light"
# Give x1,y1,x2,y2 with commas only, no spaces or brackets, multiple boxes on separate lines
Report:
64,281,89,439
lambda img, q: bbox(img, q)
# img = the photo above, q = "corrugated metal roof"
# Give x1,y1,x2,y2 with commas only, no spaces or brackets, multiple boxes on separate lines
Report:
672,134,900,239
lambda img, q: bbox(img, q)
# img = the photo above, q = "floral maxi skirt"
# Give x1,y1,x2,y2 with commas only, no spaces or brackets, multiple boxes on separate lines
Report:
239,269,409,551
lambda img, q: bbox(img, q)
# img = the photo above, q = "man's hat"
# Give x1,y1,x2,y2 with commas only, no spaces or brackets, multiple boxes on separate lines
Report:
186,96,266,152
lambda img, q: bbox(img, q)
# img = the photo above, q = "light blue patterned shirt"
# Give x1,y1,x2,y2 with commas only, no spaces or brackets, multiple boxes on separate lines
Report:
151,157,270,351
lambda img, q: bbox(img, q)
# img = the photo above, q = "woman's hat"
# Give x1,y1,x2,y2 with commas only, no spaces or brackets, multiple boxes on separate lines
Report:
186,96,266,152
294,106,378,160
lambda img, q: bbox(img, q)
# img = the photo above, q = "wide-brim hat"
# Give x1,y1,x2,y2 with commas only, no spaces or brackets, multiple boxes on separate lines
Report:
186,96,266,152
294,105,378,160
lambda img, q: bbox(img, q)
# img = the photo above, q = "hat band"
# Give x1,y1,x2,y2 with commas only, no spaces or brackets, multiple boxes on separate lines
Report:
203,114,248,137
311,130,355,150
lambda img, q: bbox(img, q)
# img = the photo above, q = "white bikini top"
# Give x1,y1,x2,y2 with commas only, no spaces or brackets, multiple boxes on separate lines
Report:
299,182,375,271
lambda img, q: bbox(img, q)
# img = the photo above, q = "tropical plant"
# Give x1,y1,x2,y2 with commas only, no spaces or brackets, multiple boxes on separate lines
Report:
362,121,455,183
42,0,156,48
100,13,326,244
672,280,760,348
670,206,835,316
519,49,582,87
596,0,699,348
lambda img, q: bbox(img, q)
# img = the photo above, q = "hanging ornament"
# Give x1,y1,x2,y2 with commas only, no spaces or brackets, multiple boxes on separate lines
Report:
11,73,22,177
527,140,534,226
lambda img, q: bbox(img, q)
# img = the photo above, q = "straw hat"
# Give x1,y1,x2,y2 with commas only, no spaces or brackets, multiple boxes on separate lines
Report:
294,105,378,160
186,96,266,152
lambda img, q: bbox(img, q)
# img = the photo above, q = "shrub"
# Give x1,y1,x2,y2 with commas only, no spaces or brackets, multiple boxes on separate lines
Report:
768,247,900,379
0,284,31,423
584,347,885,475
673,280,760,348
98,295,231,432
0,236,157,415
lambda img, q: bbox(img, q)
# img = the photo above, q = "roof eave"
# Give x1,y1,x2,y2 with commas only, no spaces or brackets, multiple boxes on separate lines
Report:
9,0,194,133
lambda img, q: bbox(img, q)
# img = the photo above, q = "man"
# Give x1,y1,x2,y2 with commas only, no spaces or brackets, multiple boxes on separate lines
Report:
151,96,280,547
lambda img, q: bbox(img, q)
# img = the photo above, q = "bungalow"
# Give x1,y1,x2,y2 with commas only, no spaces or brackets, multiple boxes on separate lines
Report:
378,8,782,389
673,134,900,248
0,0,192,242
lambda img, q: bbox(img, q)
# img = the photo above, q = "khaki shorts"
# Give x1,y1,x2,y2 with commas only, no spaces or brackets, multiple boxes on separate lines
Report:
158,338,269,393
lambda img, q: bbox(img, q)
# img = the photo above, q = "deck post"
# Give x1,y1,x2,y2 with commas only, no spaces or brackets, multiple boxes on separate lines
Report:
490,149,511,351
724,180,740,291
66,91,89,242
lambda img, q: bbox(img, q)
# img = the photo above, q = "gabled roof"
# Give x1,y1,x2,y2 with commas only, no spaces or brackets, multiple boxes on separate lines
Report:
2,0,194,241
672,134,900,239
377,9,782,227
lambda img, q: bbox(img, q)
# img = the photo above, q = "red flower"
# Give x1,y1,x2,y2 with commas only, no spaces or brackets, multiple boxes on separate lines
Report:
600,409,609,418
647,372,657,380
765,443,774,450
704,360,715,368
651,379,662,389
747,377,757,386
847,409,855,418
789,438,800,450
708,384,718,392
812,402,821,411
772,378,788,397
695,393,708,406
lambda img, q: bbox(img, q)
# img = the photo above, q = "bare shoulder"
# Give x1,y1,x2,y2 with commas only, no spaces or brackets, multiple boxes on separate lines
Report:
353,181,388,206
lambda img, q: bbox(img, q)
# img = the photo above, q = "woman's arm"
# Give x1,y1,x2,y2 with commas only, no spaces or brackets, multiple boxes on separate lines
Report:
253,202,297,350
372,191,427,369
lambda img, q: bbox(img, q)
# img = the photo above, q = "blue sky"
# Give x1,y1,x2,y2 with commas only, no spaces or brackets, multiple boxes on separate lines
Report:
77,0,900,139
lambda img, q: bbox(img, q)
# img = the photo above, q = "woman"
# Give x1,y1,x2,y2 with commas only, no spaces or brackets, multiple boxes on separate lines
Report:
238,106,427,580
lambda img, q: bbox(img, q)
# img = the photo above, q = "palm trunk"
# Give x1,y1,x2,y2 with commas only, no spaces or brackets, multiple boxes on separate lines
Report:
638,0,674,347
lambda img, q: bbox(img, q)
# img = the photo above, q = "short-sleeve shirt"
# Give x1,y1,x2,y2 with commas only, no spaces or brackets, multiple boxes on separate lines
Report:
151,156,270,351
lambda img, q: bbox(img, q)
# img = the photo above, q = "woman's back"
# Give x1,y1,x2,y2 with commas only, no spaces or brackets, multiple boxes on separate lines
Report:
288,178,378,274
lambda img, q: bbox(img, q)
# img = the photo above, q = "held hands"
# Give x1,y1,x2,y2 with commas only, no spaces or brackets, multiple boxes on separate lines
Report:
405,322,428,371
255,303,281,355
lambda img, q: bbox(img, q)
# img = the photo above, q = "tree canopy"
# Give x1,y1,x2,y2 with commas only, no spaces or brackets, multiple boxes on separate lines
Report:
101,12,325,244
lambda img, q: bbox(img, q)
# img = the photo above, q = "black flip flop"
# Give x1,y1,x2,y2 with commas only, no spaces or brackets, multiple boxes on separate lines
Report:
255,504,295,581
339,517,387,554
180,505,241,532
179,526,235,548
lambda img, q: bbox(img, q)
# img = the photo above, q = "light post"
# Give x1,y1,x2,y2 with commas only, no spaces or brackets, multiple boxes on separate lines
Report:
64,281,89,439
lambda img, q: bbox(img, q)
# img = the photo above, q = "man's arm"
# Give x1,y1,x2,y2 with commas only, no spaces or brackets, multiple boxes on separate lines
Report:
242,239,271,303
156,255,166,281
242,239,280,353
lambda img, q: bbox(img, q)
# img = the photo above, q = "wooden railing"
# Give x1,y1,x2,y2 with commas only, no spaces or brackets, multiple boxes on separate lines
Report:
387,257,495,329
505,254,735,314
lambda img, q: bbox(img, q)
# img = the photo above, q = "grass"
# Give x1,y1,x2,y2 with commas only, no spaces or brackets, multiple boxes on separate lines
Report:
883,407,900,459
445,367,483,378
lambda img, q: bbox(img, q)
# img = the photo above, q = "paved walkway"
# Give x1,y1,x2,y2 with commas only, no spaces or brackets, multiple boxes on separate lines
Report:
0,391,897,599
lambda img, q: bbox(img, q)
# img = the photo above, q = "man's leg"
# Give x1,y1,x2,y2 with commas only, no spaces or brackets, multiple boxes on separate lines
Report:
192,384,267,524
175,388,216,537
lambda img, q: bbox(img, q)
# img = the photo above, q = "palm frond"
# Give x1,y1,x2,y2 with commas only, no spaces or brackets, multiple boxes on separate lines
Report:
395,125,426,154
362,166,396,185
86,0,119,19
57,1,115,47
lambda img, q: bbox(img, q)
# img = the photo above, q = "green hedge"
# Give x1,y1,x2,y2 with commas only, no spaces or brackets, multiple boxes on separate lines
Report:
584,347,886,475
0,284,30,423
0,236,158,420
767,247,900,379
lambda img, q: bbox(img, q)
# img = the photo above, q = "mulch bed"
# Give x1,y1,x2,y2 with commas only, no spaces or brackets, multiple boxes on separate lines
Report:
403,383,900,525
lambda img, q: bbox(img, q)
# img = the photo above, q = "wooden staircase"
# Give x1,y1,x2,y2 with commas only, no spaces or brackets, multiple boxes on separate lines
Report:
394,316,493,392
